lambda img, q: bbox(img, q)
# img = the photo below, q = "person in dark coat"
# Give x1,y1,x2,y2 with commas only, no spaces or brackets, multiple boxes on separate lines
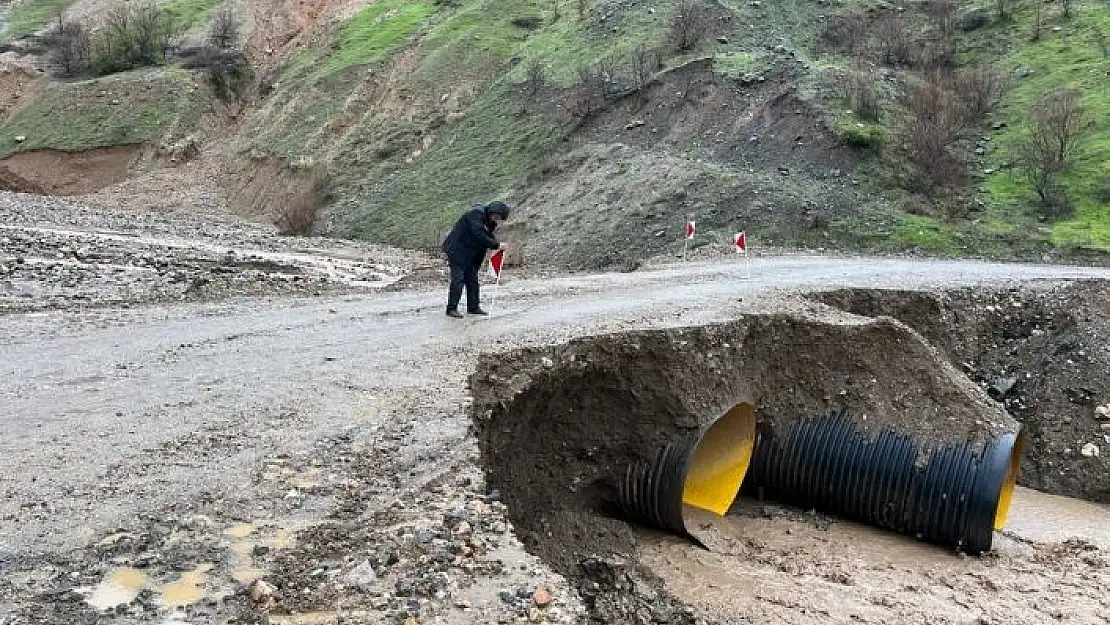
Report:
441,201,511,317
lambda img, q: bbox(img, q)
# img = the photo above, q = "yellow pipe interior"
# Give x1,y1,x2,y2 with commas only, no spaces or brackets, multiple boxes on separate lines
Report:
993,432,1026,531
681,403,757,516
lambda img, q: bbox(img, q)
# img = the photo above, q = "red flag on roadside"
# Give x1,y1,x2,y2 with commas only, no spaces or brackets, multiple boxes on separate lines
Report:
684,221,696,240
488,248,505,279
735,231,747,253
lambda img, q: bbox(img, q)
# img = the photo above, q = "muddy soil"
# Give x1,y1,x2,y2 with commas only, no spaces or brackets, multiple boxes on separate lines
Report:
813,283,1110,502
643,487,1109,625
0,146,140,195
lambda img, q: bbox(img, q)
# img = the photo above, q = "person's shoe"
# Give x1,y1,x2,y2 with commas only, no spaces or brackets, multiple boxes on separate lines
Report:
446,309,464,318
467,308,489,316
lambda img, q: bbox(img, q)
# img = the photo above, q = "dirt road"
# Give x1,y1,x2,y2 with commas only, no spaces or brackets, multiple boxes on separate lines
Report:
4,211,1110,623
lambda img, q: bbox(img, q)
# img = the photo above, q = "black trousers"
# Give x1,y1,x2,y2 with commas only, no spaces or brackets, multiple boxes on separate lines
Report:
447,259,481,312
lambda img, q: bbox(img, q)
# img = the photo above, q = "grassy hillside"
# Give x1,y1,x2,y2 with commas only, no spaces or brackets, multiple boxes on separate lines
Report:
0,0,76,40
982,2,1110,250
232,0,1107,265
0,69,207,158
0,0,1106,266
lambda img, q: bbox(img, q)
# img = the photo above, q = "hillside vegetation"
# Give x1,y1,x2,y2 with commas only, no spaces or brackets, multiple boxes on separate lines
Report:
0,0,1107,267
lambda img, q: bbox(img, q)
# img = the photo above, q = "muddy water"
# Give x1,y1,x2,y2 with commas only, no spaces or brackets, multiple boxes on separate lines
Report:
158,565,210,607
1003,488,1110,549
83,568,147,610
641,487,1110,624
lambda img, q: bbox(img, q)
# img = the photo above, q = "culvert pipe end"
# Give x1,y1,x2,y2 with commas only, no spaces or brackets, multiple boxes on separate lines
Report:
617,403,757,537
989,429,1026,532
747,410,1027,554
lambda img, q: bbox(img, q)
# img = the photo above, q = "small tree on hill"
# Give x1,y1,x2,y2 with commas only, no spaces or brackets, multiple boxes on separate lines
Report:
44,13,90,77
208,7,240,49
670,0,710,52
1017,90,1094,217
90,2,172,75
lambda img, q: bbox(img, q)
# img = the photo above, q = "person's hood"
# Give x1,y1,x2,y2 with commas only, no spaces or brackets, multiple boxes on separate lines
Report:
484,201,511,219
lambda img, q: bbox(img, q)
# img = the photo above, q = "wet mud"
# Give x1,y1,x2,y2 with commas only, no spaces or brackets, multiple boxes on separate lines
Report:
645,487,1109,624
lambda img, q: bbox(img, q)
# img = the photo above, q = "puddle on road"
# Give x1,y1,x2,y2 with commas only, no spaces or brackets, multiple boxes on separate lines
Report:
85,568,148,610
267,528,297,550
158,565,211,607
641,486,1110,624
225,522,255,539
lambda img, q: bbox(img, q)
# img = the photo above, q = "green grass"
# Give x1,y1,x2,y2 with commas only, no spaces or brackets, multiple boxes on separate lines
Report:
322,0,434,76
0,70,206,157
280,0,434,83
835,116,884,149
893,215,959,253
0,0,76,40
164,0,222,34
983,0,1110,251
339,83,563,245
413,0,534,88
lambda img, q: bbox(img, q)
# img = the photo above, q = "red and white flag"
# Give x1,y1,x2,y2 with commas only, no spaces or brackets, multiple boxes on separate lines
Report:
488,248,505,279
684,221,696,240
734,231,747,254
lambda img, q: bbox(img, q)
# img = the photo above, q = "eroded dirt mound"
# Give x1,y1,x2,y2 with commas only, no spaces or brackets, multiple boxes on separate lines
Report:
813,281,1110,503
470,310,1015,621
0,146,140,195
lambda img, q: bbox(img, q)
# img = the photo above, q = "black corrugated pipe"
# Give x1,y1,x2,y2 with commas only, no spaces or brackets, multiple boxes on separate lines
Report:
617,403,757,539
746,409,1025,554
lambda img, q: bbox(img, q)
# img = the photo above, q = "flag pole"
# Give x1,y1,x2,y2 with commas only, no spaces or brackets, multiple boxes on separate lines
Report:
489,255,498,311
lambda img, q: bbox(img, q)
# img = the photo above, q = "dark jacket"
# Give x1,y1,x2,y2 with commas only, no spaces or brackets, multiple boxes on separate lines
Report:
442,204,502,265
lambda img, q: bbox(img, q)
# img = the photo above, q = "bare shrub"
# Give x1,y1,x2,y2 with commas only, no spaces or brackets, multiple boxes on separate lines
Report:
895,76,968,192
596,54,633,100
561,64,607,119
1030,0,1044,41
1061,0,1073,19
1016,90,1094,217
178,46,254,101
949,67,1003,122
276,172,332,236
90,2,172,75
1094,27,1108,58
838,65,880,121
670,0,710,52
206,51,253,101
208,7,240,49
521,57,546,98
44,15,90,77
630,44,659,88
913,37,956,71
576,0,587,20
924,0,956,34
873,14,914,67
1095,175,1110,204
512,15,543,30
820,12,868,54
